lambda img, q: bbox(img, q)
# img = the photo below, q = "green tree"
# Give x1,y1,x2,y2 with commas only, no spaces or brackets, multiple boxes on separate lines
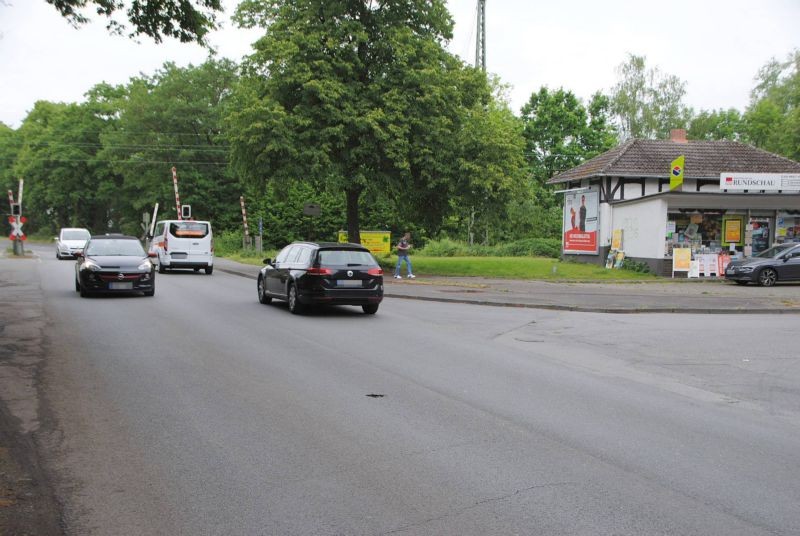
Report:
610,54,692,140
44,0,222,45
97,59,241,234
229,0,516,243
11,101,120,233
688,108,745,141
516,87,616,239
0,123,21,203
744,49,800,160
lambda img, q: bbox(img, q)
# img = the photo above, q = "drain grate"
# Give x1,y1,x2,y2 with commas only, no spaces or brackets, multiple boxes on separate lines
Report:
365,394,385,398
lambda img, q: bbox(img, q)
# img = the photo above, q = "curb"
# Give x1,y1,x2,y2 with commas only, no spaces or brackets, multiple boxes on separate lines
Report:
217,266,800,315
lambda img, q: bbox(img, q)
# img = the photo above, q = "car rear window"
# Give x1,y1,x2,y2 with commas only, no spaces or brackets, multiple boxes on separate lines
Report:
169,222,209,238
62,230,90,240
318,249,377,267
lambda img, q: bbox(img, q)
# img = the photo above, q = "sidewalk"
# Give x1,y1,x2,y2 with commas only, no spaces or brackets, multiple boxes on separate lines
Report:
214,258,800,314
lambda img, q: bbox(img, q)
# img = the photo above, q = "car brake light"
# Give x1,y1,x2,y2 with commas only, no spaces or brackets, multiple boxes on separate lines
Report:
210,238,214,253
306,267,333,275
163,236,168,252
367,267,383,276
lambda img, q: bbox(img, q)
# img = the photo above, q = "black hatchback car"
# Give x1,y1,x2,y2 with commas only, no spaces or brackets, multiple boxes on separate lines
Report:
257,241,384,314
725,243,800,286
75,234,157,297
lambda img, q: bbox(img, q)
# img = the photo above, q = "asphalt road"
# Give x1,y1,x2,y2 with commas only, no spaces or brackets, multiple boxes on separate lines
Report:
8,245,800,535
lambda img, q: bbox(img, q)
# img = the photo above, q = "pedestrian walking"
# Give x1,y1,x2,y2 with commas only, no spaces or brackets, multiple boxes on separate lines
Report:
394,232,415,279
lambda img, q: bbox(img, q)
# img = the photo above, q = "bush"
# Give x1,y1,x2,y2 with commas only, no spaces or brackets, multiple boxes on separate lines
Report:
621,258,651,273
418,238,561,258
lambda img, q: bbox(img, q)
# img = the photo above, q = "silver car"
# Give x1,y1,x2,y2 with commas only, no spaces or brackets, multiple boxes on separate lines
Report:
56,228,91,259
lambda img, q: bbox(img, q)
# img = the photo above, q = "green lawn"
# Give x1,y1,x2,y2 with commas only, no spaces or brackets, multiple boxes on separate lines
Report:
221,253,657,280
380,256,657,280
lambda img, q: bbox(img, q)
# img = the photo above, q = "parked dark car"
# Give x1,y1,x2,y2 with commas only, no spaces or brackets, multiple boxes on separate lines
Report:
725,243,800,286
75,234,157,297
257,242,384,314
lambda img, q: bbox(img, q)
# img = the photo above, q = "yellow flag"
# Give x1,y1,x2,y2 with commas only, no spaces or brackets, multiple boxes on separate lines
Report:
670,155,685,191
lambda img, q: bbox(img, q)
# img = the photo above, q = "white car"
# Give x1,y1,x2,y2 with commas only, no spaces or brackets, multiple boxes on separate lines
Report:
55,228,91,259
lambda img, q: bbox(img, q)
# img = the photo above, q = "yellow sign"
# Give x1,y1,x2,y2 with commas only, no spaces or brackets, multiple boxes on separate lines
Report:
669,155,685,191
337,230,392,255
673,248,692,271
611,229,623,250
723,218,742,244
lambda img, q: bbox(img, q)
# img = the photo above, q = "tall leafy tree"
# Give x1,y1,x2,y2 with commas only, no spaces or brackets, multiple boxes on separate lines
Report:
744,49,800,160
610,54,692,140
0,123,21,203
517,87,616,238
97,59,241,234
228,0,516,243
44,0,222,45
688,108,745,141
11,101,120,233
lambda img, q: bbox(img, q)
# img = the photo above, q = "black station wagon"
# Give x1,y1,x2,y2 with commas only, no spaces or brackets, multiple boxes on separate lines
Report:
257,242,384,314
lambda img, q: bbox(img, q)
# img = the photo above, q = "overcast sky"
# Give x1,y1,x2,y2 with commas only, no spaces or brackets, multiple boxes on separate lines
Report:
1,0,798,129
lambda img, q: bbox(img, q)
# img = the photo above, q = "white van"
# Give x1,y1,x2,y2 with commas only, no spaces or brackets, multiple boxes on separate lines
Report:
148,220,214,274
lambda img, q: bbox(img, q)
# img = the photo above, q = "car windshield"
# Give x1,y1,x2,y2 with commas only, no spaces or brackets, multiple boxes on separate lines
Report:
755,244,796,258
62,230,90,241
85,239,145,257
318,249,378,267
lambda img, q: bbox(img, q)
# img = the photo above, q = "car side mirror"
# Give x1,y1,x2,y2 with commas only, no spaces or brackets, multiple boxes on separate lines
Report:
148,252,157,258
263,258,272,265
74,251,83,258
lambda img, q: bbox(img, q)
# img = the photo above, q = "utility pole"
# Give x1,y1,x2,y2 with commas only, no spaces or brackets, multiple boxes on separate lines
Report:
475,0,486,71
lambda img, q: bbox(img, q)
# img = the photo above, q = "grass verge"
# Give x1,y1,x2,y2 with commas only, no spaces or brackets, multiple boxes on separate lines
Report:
220,253,658,280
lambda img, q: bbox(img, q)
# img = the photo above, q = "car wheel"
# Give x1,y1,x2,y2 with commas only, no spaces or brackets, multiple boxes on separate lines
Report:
56,252,61,259
362,304,379,315
79,284,89,298
287,284,304,314
194,267,200,272
144,287,155,297
735,280,748,286
205,266,213,275
758,268,777,287
257,277,272,304
75,278,80,292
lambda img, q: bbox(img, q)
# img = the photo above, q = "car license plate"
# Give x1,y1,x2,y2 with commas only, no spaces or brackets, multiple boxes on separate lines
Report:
109,282,133,290
336,280,362,288
171,253,187,259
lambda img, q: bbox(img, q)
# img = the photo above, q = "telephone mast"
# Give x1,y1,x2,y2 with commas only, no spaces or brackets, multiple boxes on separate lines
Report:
475,0,486,71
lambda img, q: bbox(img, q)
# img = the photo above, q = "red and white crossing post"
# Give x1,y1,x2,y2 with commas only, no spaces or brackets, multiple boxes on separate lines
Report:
171,167,182,220
240,196,251,248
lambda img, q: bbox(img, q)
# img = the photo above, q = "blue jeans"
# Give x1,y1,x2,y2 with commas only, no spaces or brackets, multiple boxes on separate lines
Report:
395,255,412,276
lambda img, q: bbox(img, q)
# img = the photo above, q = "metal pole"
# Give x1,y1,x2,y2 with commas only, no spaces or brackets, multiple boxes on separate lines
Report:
171,167,182,220
475,0,486,71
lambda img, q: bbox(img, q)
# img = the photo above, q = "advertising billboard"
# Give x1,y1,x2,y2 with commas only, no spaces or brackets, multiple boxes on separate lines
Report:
563,188,599,254
337,230,392,255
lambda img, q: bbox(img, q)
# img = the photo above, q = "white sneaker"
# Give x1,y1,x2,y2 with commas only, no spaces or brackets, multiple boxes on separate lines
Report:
407,274,416,279
394,275,402,279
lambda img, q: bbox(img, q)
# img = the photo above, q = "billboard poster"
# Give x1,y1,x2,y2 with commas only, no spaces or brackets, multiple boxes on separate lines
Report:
563,188,599,254
337,230,391,255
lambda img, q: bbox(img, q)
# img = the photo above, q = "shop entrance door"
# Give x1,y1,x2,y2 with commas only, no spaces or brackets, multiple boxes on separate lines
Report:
751,218,771,255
